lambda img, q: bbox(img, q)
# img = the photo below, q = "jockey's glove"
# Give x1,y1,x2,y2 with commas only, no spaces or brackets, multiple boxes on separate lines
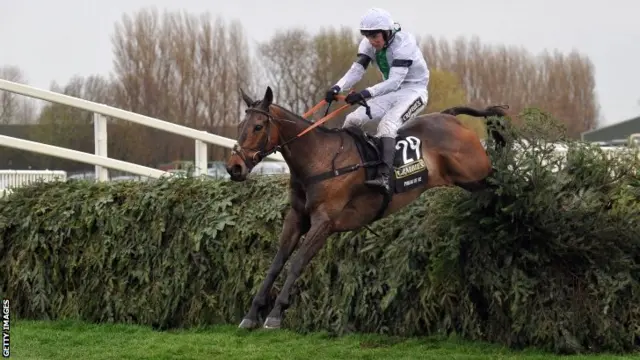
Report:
325,85,340,103
345,89,372,105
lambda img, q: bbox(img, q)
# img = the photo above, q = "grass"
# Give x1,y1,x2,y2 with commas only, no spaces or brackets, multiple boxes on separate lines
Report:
8,319,639,360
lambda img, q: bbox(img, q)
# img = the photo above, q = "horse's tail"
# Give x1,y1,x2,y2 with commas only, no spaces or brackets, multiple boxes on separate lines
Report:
441,104,508,118
441,105,509,150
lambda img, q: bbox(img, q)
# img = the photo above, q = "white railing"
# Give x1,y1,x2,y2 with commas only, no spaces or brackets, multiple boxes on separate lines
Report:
0,79,284,181
0,135,169,179
0,170,67,197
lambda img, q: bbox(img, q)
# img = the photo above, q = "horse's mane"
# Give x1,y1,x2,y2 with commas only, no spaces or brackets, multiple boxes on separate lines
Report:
268,102,344,134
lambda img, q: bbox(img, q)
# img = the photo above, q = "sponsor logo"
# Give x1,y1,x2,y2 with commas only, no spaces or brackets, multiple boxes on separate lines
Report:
394,158,426,179
401,97,424,122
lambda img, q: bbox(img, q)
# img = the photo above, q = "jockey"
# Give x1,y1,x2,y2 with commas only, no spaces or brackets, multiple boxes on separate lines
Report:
325,7,429,194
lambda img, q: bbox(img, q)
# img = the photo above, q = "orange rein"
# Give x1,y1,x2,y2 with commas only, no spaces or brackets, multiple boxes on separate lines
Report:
296,94,352,137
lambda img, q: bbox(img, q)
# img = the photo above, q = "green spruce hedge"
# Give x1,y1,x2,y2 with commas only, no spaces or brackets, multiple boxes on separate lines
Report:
0,109,639,354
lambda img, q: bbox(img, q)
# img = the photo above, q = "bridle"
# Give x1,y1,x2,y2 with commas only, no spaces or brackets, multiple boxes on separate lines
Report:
231,97,372,169
231,105,294,168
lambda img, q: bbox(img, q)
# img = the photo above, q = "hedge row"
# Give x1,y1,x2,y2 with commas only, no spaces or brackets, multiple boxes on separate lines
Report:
0,109,639,354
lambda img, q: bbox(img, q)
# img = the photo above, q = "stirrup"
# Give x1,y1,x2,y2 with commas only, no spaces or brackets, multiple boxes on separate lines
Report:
364,174,391,192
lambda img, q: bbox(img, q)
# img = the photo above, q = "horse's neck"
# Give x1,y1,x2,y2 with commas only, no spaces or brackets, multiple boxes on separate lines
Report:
273,107,335,178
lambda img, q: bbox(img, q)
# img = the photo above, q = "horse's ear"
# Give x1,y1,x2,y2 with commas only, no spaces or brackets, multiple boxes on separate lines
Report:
262,86,273,109
239,88,254,107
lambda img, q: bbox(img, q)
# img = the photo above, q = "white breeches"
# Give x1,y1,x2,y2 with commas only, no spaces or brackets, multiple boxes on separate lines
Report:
342,86,428,138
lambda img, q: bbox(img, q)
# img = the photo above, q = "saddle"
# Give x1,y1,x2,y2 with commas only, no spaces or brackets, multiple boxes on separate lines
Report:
342,126,429,191
303,126,429,222
342,127,385,181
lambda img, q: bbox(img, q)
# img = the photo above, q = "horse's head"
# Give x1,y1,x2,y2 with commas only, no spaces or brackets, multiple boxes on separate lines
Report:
226,86,283,181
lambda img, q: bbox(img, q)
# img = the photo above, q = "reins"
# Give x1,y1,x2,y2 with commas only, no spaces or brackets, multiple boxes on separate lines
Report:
297,95,351,136
235,93,372,163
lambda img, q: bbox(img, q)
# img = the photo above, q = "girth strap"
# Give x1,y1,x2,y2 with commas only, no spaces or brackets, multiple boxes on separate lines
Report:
304,160,380,185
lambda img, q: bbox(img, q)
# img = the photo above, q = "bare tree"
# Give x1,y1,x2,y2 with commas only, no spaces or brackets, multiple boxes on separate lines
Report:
29,75,114,170
197,14,254,159
257,26,378,127
225,17,254,137
109,7,254,165
0,65,37,124
420,35,599,138
257,28,316,114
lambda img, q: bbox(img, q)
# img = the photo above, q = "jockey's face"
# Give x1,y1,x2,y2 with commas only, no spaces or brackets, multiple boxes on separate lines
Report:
364,32,385,50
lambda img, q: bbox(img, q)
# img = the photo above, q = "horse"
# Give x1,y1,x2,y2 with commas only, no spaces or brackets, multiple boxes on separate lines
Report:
225,85,508,330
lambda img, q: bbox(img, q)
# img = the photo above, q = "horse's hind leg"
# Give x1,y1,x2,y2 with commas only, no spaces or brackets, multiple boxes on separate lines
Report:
263,209,332,329
446,151,493,192
238,208,310,329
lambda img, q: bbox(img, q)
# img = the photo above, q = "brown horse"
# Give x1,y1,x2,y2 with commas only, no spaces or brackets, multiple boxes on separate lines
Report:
225,86,508,330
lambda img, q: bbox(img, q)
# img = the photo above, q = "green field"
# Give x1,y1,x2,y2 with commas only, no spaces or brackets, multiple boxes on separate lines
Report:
7,320,639,359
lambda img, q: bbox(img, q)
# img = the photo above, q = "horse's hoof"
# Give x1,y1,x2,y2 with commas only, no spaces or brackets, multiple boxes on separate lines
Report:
238,318,259,330
263,317,281,329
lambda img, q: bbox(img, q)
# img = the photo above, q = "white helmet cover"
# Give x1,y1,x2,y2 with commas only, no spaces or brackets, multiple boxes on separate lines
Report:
359,8,394,31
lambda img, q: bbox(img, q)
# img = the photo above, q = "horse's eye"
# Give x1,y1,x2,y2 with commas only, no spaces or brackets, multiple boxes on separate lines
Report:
253,124,263,131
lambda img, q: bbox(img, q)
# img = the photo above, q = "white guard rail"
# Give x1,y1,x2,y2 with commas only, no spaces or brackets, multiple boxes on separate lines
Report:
0,79,284,181
0,169,67,197
0,135,169,179
0,169,67,189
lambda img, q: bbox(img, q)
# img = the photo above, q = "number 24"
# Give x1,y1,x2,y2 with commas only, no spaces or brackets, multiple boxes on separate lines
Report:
396,136,421,164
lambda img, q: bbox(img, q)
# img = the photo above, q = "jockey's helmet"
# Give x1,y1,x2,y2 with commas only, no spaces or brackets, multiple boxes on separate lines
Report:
359,8,397,41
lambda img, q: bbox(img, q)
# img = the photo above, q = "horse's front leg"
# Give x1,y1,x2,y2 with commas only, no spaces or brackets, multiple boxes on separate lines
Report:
238,207,310,329
263,209,333,329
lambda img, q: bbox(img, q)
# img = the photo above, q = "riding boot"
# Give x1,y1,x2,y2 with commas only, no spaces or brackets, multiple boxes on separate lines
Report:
364,136,395,194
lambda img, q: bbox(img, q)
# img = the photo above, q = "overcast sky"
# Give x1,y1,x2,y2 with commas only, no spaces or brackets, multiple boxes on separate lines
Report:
1,0,639,127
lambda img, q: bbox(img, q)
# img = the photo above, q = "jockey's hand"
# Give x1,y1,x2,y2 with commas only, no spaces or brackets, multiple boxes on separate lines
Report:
345,89,371,105
325,85,340,103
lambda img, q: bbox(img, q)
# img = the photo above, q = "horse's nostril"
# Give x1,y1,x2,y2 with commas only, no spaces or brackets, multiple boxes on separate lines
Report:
227,164,242,177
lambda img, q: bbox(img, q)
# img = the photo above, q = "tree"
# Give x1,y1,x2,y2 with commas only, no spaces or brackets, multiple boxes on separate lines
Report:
110,7,254,165
0,65,37,125
257,28,315,115
420,35,599,138
30,75,112,171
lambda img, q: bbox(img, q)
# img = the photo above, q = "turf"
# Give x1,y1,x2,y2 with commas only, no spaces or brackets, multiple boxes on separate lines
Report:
7,320,639,359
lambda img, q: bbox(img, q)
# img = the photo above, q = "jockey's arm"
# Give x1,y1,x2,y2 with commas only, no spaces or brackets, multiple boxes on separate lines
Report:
334,39,374,91
365,62,410,97
334,55,370,90
365,37,416,98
